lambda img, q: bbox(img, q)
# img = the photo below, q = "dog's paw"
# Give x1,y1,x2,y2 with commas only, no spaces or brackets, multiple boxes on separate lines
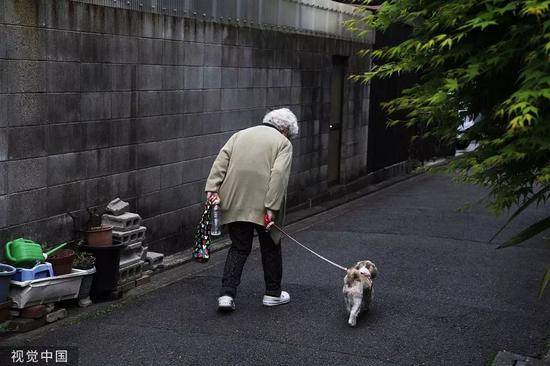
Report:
348,318,357,327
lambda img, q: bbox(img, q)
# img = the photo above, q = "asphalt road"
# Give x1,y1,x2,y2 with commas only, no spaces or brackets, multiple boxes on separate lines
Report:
7,174,550,365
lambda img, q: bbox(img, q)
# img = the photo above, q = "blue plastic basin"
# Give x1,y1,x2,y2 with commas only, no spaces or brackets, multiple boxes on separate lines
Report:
0,264,16,303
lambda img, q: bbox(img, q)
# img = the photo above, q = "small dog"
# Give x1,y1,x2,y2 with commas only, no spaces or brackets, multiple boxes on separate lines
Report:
343,260,378,327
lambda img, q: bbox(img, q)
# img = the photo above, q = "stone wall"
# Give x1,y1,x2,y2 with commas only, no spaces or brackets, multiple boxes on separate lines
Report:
0,0,371,255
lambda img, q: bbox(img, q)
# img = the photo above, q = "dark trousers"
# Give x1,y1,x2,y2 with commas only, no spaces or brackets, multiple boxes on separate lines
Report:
220,221,282,298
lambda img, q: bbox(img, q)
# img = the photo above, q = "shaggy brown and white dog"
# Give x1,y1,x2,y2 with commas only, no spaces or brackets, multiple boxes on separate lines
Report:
343,260,378,327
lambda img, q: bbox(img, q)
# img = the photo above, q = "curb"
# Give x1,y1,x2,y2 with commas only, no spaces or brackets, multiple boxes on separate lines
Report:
491,350,545,366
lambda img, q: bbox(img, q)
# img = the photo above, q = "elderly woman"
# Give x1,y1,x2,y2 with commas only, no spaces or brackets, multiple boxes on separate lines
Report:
205,108,299,311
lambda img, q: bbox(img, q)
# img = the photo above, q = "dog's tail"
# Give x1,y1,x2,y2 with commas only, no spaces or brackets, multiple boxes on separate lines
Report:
345,269,360,286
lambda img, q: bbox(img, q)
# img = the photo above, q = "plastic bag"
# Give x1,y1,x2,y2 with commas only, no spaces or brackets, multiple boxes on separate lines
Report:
192,201,213,263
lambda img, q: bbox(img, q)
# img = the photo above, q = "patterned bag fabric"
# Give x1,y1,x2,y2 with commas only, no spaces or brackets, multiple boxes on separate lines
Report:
192,201,213,263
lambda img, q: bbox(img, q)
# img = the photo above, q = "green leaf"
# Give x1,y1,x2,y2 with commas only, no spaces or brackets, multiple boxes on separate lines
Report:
539,268,550,299
498,215,550,248
490,186,550,242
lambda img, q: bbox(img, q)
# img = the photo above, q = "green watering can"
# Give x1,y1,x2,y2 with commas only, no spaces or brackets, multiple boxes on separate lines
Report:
4,238,67,268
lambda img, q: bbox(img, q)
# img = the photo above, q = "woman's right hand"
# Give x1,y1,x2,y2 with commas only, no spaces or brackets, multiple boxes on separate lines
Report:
206,192,221,204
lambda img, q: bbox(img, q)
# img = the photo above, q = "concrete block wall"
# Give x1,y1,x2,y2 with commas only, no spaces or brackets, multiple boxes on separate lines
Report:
0,0,371,255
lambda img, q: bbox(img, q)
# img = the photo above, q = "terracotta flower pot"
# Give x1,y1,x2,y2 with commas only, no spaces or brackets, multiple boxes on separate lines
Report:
84,225,113,247
47,249,75,276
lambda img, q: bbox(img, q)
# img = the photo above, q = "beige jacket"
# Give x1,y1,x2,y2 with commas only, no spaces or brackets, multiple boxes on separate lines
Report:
205,125,293,240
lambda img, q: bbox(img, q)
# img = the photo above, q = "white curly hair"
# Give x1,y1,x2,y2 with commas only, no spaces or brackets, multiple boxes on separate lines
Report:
262,108,299,138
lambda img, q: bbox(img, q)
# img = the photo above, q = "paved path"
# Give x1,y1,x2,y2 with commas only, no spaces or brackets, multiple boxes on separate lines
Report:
7,174,550,365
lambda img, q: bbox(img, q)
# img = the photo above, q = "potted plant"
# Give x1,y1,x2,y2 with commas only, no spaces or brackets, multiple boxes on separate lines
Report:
47,249,76,276
83,208,113,247
73,251,96,307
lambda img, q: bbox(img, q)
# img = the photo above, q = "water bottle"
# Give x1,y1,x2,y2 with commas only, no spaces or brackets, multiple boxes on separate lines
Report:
211,204,222,236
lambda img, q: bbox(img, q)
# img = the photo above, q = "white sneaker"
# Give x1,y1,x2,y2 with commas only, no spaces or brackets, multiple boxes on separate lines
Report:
217,295,235,311
262,291,290,307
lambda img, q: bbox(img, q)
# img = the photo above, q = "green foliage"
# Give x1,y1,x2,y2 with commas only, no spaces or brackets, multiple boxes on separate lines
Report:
347,0,550,294
73,251,96,270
